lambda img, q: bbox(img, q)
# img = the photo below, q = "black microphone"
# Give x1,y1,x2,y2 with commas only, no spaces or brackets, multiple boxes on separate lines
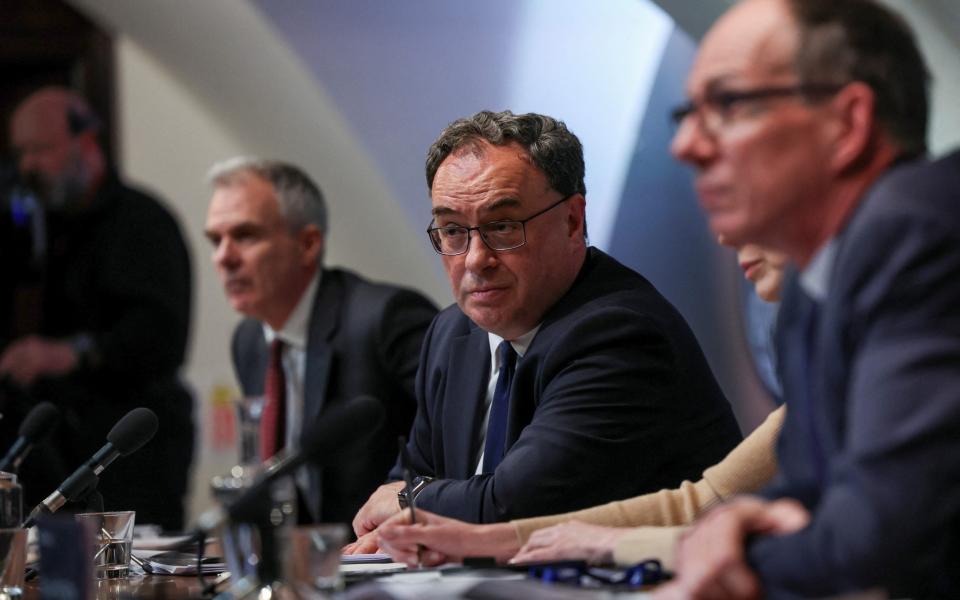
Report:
0,402,60,473
21,407,158,527
84,407,159,476
196,395,385,531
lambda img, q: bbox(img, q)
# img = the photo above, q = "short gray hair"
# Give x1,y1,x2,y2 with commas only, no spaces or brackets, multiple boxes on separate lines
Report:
207,156,328,234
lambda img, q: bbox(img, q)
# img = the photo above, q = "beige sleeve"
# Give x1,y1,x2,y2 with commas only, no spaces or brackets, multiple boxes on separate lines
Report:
612,526,686,569
511,405,785,545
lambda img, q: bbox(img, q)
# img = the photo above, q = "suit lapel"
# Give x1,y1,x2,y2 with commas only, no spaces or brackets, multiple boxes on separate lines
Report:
304,271,340,427
444,326,491,478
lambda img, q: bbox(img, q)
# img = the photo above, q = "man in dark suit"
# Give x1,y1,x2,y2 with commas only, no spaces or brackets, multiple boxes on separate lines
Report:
205,158,437,527
1,87,193,529
662,1,960,598
348,110,741,548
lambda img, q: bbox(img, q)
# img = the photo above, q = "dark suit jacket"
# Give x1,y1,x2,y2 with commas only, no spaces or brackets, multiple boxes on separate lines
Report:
395,247,742,523
232,268,436,527
0,172,193,530
749,151,960,598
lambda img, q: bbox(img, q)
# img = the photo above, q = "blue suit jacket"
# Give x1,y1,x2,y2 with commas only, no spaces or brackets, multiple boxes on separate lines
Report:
750,151,960,598
232,268,437,527
395,247,742,523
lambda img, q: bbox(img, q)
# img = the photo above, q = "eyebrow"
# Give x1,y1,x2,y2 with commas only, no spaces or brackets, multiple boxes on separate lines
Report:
204,220,263,239
431,197,523,218
698,75,741,95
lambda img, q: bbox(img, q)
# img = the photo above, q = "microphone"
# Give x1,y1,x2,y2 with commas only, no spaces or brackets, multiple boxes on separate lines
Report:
0,402,60,473
195,395,384,531
21,407,158,527
84,407,159,476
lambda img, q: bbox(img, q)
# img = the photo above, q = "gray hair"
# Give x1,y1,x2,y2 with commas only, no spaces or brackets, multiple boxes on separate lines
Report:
207,156,328,234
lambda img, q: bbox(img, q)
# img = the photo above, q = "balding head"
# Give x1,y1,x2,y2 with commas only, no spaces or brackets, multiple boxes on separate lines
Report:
10,86,105,210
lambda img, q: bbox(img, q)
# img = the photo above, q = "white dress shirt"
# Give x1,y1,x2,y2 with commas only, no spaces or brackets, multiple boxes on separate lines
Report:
262,271,320,493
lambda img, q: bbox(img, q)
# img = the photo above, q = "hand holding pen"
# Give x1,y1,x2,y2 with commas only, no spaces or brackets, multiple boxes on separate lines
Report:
398,436,424,568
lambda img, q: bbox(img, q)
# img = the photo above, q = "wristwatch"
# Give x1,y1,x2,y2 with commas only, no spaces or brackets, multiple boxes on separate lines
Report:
397,476,434,509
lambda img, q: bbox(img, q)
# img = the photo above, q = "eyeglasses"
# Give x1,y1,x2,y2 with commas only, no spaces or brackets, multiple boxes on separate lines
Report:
427,194,574,256
670,83,845,136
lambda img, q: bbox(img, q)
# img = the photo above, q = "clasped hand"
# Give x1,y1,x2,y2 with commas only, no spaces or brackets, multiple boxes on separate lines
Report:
0,336,78,386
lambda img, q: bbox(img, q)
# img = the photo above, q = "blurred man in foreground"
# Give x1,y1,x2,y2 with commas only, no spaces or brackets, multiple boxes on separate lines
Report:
659,0,960,597
205,158,436,527
1,87,193,529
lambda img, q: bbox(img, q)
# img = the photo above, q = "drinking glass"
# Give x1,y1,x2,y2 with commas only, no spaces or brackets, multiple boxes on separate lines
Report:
75,511,136,580
0,528,26,599
286,524,348,595
236,395,266,466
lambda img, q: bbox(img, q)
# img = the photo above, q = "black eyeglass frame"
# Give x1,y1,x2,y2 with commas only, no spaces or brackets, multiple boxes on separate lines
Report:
669,83,846,129
426,193,575,256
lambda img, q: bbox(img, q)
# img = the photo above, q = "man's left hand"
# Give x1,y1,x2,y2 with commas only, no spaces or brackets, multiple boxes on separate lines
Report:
653,496,810,600
0,336,78,387
352,480,406,538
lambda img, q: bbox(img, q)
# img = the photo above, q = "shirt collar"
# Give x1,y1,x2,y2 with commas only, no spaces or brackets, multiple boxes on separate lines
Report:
487,326,541,369
262,270,322,350
798,239,837,302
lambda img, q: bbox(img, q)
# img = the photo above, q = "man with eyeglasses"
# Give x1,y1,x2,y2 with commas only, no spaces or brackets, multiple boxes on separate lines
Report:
656,0,960,598
347,110,742,551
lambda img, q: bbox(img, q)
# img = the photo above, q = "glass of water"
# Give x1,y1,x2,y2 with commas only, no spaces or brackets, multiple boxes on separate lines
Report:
75,511,136,580
286,524,348,594
0,528,26,598
236,395,266,466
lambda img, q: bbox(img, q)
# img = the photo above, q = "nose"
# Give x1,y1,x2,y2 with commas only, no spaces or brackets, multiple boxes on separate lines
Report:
670,115,717,169
212,238,240,271
463,229,499,273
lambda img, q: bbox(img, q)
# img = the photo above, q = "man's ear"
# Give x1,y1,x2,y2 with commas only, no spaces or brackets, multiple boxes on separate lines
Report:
824,82,878,175
566,193,586,239
299,224,324,267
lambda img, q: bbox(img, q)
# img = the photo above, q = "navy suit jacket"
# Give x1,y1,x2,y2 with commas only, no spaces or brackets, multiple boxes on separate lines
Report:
232,268,437,527
394,247,742,523
749,151,960,598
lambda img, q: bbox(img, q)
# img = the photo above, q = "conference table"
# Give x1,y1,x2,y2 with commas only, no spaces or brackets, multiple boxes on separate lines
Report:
23,562,661,599
24,575,206,599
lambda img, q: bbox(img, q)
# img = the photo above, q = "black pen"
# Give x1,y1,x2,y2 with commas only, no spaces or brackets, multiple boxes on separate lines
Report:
397,436,423,568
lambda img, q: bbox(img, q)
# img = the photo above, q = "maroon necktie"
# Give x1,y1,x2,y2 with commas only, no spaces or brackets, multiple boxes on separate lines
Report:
259,339,286,461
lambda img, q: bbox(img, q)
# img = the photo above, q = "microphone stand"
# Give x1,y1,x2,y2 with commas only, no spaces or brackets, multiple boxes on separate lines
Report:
23,474,103,581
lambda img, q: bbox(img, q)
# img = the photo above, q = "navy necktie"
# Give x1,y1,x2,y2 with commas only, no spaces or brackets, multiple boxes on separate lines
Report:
482,341,517,473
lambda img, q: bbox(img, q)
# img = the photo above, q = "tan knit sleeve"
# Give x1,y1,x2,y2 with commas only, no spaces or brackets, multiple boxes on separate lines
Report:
699,404,783,500
612,526,686,569
511,406,785,545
